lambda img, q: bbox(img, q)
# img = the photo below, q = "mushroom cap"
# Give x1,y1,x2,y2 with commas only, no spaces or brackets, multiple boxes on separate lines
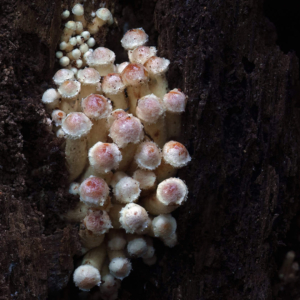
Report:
53,69,74,85
121,63,149,87
136,94,165,124
133,169,156,190
109,257,132,280
162,141,191,168
72,3,84,16
128,46,157,65
65,20,76,31
73,265,101,291
121,28,149,50
110,171,127,189
134,141,162,170
87,47,116,67
89,142,122,174
42,88,60,106
151,214,177,238
127,237,147,257
144,56,170,76
61,112,92,139
114,177,141,204
119,203,150,234
77,68,101,85
80,176,110,207
163,89,187,113
58,79,81,99
51,109,66,126
102,73,126,95
157,178,188,206
81,94,112,120
83,209,112,235
116,62,129,73
96,8,114,25
69,182,80,195
107,109,128,129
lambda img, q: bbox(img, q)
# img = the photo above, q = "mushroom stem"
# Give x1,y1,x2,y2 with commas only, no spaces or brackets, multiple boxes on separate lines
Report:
108,204,124,229
79,227,105,249
63,202,88,222
80,166,113,185
154,158,177,183
127,84,151,115
88,119,108,149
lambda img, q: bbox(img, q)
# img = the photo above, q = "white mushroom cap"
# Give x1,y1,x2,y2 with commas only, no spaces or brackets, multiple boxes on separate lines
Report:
144,56,170,76
51,109,66,126
87,37,96,48
56,51,63,59
87,47,116,67
133,169,156,190
116,62,129,73
81,94,112,120
162,141,191,168
59,56,70,67
77,68,101,85
72,3,84,16
53,69,75,85
96,8,114,25
61,10,70,19
72,49,82,60
107,229,127,251
134,141,162,170
157,178,188,206
80,43,89,54
76,21,84,34
73,265,101,291
109,257,132,280
151,214,177,238
69,182,80,195
83,209,112,235
163,89,187,113
114,177,141,204
107,109,128,129
42,88,60,108
102,73,126,95
81,31,91,40
59,41,68,51
58,79,81,99
128,46,157,65
75,59,83,69
136,94,165,124
65,20,76,31
56,128,66,138
79,176,110,207
119,203,150,234
121,63,149,87
127,237,147,257
121,28,149,50
109,114,144,148
76,35,85,45
61,112,92,139
89,142,122,174
69,37,77,46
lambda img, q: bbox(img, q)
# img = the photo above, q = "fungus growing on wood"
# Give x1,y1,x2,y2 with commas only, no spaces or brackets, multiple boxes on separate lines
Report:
58,79,81,113
53,69,75,85
113,176,141,204
42,88,60,110
108,250,132,280
132,169,156,195
128,46,157,65
88,8,114,35
107,229,127,251
83,209,112,235
87,47,116,75
121,28,149,50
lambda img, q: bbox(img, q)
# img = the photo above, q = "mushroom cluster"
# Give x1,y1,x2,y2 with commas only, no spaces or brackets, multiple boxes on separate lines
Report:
41,4,191,299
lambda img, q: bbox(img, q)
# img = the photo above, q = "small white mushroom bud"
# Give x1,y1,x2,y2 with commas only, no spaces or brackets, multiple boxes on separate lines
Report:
88,8,114,35
107,229,127,251
51,109,66,126
121,28,149,50
75,21,84,34
87,37,96,48
121,63,150,115
149,214,177,240
119,203,151,234
61,21,76,42
136,94,167,147
81,31,91,41
69,37,77,47
59,56,70,67
69,67,78,75
61,10,70,20
73,245,106,291
79,176,110,208
75,59,83,69
71,49,81,60
108,250,132,280
69,182,80,195
83,209,112,235
89,142,122,174
144,56,170,99
56,51,63,59
116,62,129,74
142,178,188,215
113,177,141,204
42,88,60,110
72,3,86,27
127,236,147,258
163,89,187,139
155,141,191,182
80,43,89,54
87,47,116,76
53,69,74,86
128,46,157,65
134,141,162,170
56,128,66,138
76,35,85,46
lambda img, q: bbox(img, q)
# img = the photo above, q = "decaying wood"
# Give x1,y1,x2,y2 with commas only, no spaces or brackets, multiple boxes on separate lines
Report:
1,0,300,299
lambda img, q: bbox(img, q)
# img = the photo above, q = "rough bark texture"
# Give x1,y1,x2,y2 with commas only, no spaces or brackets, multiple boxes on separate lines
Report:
1,0,300,299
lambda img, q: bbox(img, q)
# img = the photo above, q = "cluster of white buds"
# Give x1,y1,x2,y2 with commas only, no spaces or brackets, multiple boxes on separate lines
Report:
41,3,191,299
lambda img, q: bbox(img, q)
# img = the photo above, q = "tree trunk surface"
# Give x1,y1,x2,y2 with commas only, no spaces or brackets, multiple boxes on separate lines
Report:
1,0,299,299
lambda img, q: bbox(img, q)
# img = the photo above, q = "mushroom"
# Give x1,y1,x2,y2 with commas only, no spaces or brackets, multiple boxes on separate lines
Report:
121,28,149,51
72,4,87,27
108,250,132,280
88,8,114,35
58,79,81,113
113,176,141,204
42,88,60,111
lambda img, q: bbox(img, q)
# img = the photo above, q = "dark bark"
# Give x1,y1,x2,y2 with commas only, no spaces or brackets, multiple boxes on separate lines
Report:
1,0,300,299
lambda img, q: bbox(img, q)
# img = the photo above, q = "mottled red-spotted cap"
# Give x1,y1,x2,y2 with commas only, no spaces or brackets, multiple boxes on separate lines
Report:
102,73,126,95
51,109,66,126
162,141,191,168
109,114,144,148
81,94,112,120
163,89,187,113
87,47,115,67
58,79,81,99
156,178,188,206
53,68,74,85
144,56,170,76
136,94,165,124
121,63,149,87
61,112,92,139
79,176,110,207
134,141,162,170
121,28,148,50
89,142,122,174
77,68,101,85
83,209,112,235
128,46,157,65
